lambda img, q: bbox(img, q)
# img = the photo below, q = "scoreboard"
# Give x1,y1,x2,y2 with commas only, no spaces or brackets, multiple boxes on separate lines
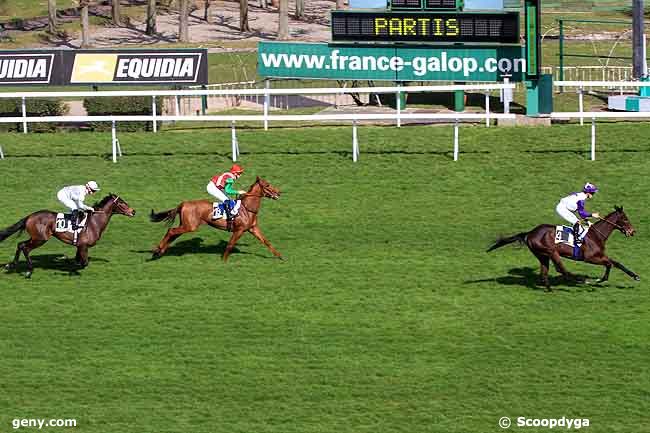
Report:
331,11,519,44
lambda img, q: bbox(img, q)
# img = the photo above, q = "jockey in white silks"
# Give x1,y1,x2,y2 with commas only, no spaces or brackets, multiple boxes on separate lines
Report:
556,182,601,240
57,181,101,230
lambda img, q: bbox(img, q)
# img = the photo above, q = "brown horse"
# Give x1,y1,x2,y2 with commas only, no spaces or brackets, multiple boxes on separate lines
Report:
0,194,136,278
150,176,283,262
487,206,639,290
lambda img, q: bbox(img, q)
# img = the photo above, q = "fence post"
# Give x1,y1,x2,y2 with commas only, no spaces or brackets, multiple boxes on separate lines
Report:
231,120,239,162
21,96,27,134
264,79,270,131
591,117,596,161
396,83,401,128
152,96,158,132
485,92,490,127
0,143,4,160
453,119,459,161
111,120,118,163
558,19,564,91
352,120,359,162
578,85,584,126
175,95,181,118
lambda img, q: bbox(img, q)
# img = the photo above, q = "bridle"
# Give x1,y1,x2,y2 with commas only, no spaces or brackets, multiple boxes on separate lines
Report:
596,215,628,233
238,184,277,214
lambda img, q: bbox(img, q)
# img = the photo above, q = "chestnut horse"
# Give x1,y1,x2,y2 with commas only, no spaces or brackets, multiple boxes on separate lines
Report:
0,194,136,278
150,176,283,262
487,206,639,290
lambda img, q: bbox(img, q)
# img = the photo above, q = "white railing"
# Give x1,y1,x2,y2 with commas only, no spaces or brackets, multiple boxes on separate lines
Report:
0,83,515,162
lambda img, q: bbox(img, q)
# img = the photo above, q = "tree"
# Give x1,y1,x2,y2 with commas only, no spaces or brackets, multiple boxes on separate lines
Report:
179,0,189,42
145,0,157,35
48,0,57,33
240,0,250,31
111,0,121,26
336,0,344,9
295,0,304,19
278,0,288,39
204,0,213,23
79,0,90,47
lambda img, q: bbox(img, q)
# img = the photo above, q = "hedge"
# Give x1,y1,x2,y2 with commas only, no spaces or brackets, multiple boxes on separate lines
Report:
0,98,68,132
84,96,163,132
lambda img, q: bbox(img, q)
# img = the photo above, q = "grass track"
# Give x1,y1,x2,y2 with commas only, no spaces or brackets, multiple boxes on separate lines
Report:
0,123,649,433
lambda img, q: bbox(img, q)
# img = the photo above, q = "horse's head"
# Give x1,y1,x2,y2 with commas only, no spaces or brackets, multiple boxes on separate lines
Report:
254,176,281,200
612,205,635,237
95,194,136,217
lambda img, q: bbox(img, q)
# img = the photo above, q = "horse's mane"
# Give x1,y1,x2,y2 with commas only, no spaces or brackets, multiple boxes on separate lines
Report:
92,193,117,209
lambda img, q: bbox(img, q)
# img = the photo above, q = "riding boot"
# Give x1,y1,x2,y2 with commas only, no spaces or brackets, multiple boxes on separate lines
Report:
71,210,80,231
573,222,581,243
223,200,233,231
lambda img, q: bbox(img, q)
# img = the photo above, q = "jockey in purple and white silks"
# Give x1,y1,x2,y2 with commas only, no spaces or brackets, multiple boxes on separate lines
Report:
556,183,601,240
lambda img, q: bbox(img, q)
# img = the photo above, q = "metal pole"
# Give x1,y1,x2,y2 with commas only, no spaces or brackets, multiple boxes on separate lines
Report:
502,76,511,114
559,19,564,90
485,93,490,127
396,83,401,128
231,121,238,162
633,0,645,79
0,144,4,160
111,120,118,163
352,120,359,162
175,95,180,118
591,117,596,161
152,96,158,133
578,86,584,126
453,119,459,161
21,96,27,134
264,79,270,131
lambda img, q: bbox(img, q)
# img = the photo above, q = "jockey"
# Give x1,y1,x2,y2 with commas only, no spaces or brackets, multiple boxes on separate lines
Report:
556,182,601,241
207,164,246,223
57,181,101,230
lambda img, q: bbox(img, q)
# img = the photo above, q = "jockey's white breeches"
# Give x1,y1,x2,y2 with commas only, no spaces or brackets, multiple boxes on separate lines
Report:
57,190,80,211
556,202,579,225
207,182,229,203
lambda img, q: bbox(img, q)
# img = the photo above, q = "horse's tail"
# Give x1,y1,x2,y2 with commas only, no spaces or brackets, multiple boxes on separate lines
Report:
0,216,28,242
486,232,528,252
150,206,180,225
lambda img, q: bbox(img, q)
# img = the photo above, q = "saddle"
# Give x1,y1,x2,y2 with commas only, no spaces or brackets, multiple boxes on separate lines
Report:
56,212,88,245
555,225,587,260
212,200,241,220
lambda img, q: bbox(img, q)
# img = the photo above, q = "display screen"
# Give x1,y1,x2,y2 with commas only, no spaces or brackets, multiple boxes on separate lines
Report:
331,11,519,43
390,0,459,9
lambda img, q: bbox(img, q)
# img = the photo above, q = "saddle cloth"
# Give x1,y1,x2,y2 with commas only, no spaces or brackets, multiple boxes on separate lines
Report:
554,225,589,247
55,213,88,233
212,200,241,220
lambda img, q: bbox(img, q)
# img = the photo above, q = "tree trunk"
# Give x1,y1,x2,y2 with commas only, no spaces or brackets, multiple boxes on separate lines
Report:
80,4,90,47
146,0,157,35
240,0,250,32
336,0,345,9
48,0,57,33
111,0,121,26
179,0,189,43
259,0,267,9
295,0,304,18
278,0,288,39
271,0,279,8
204,0,212,23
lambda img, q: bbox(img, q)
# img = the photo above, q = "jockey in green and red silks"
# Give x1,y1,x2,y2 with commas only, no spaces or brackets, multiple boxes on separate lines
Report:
556,183,601,240
207,164,246,222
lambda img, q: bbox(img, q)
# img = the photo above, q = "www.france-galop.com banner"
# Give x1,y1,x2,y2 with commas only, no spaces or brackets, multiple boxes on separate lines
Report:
258,42,526,82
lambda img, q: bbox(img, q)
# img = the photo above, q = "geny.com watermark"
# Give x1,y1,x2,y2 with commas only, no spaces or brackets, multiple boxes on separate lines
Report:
499,416,590,429
11,418,77,430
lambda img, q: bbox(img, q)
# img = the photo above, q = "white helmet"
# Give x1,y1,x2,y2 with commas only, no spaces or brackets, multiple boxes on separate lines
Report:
86,181,100,192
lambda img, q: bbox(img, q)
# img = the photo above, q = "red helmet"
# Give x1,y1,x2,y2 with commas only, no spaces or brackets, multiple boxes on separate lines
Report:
230,164,244,174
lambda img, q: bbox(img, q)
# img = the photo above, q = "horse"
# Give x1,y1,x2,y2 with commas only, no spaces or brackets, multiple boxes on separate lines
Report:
0,194,136,278
150,176,283,262
487,206,639,290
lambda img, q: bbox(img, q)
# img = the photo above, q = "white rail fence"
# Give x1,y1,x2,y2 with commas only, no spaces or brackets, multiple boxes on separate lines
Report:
0,83,515,163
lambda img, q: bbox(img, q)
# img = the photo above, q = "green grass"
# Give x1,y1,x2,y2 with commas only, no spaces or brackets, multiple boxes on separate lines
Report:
0,124,649,433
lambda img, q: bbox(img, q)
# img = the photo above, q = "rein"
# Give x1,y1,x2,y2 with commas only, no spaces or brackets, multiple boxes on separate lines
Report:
587,215,624,240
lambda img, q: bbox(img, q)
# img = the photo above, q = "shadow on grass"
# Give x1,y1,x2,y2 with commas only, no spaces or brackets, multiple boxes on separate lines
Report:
135,237,271,261
465,266,597,292
3,254,109,276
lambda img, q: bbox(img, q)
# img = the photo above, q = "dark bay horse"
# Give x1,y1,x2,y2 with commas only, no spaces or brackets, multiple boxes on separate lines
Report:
487,206,639,290
150,176,283,262
0,194,136,278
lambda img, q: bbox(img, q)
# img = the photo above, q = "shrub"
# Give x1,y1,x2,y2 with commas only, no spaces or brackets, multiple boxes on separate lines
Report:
84,96,163,132
0,98,68,132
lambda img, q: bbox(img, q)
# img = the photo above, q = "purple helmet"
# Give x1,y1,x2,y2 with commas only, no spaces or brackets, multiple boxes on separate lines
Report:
583,183,599,194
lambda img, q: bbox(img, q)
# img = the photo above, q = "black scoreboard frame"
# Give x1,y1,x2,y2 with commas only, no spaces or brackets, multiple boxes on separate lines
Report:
331,10,520,44
389,0,461,10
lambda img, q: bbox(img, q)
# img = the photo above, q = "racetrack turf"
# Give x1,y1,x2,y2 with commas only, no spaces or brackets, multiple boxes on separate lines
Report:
0,123,648,433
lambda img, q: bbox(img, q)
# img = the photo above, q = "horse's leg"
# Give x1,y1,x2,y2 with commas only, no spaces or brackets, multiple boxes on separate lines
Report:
248,225,283,260
4,241,24,272
610,258,640,281
21,238,47,278
549,251,575,282
75,245,89,268
222,229,245,262
533,253,550,290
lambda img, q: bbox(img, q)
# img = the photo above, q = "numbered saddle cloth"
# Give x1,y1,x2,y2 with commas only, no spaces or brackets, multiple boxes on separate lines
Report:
212,200,241,220
55,213,88,233
555,225,587,261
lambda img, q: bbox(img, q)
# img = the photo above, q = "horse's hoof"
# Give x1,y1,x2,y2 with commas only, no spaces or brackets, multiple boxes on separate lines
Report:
634,275,641,281
277,255,285,261
24,271,32,279
4,263,14,272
